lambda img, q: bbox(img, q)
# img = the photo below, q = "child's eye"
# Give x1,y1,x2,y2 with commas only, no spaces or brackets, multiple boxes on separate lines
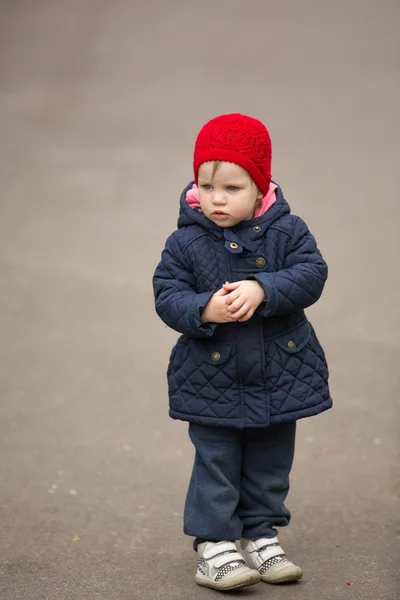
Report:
201,184,212,190
227,186,239,191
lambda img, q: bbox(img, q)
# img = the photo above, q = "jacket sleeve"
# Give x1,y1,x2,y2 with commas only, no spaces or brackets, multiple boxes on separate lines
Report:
250,218,328,317
153,232,217,337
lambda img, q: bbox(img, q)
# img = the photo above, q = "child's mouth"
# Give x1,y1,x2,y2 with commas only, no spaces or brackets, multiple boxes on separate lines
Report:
213,211,229,220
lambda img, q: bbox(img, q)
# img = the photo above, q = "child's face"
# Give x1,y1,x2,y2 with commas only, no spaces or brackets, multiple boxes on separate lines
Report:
197,161,263,228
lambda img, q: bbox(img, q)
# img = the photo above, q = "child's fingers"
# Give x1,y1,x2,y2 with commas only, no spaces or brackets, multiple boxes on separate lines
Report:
215,286,229,296
220,307,236,322
229,302,250,320
227,297,246,312
223,281,241,291
225,290,241,305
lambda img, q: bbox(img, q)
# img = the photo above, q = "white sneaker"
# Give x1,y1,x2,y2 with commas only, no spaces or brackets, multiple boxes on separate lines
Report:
196,541,261,590
239,537,303,583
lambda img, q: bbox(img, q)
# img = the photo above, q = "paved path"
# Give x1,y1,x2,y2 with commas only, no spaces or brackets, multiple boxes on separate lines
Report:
0,1,399,598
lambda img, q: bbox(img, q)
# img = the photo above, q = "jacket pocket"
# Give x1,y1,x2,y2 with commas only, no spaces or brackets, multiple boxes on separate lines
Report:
167,337,235,385
168,339,239,418
190,339,234,366
266,321,328,415
274,322,311,354
182,340,239,417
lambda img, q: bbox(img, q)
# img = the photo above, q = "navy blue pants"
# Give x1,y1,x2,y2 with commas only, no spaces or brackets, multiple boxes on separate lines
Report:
184,422,296,547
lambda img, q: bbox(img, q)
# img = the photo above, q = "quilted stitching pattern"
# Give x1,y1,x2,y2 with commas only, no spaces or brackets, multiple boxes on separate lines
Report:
169,343,241,421
153,183,331,428
267,324,329,416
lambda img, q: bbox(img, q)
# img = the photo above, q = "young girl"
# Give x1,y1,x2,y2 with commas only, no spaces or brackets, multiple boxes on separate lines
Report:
153,114,331,591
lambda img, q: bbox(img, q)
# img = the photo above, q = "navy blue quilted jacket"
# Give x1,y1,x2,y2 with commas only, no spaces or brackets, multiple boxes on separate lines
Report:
153,182,332,428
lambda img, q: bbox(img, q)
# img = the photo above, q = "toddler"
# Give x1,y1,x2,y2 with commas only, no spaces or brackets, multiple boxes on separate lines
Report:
153,114,331,591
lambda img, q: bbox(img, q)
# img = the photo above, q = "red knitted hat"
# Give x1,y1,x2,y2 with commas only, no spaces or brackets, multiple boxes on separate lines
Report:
193,113,272,195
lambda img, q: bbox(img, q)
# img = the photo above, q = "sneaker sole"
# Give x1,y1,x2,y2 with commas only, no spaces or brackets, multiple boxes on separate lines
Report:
196,569,261,591
262,565,303,584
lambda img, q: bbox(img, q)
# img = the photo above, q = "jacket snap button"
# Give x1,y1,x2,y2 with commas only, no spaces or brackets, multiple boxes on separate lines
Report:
253,226,261,232
255,257,266,267
229,242,238,250
211,351,221,361
287,340,297,351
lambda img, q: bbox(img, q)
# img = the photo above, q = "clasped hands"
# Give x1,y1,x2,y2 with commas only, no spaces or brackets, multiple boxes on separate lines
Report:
201,280,265,324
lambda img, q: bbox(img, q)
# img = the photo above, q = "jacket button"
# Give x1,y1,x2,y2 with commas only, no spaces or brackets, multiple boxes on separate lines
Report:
287,340,297,350
211,351,221,361
229,242,238,250
255,257,266,267
253,226,261,232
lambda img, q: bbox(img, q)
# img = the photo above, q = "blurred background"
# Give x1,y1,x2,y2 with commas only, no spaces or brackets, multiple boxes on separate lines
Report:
0,1,399,598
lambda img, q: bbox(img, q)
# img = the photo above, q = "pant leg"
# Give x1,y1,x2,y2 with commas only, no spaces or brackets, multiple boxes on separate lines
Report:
238,422,296,540
184,423,243,542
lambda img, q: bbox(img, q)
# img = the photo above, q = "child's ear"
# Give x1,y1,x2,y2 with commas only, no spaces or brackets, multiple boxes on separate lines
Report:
257,190,263,200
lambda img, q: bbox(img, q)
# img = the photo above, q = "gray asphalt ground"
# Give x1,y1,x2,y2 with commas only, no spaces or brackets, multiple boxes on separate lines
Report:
0,1,399,599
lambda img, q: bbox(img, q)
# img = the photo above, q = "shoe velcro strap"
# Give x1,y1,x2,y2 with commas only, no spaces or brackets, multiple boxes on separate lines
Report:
259,544,285,561
253,537,278,550
213,552,244,569
203,542,238,560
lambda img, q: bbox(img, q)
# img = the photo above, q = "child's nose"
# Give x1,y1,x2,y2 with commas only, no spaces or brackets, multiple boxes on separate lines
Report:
212,191,227,204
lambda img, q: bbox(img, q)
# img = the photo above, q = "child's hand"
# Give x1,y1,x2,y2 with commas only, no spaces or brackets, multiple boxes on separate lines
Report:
201,286,237,324
223,280,265,322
